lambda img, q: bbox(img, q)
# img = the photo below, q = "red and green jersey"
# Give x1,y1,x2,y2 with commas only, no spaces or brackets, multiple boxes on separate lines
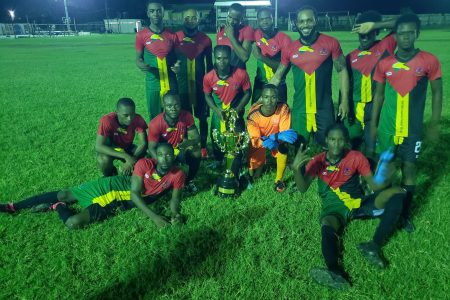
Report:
216,25,254,69
147,111,195,148
97,112,147,149
281,34,343,133
133,158,185,195
175,31,212,106
374,51,442,143
135,27,178,94
347,34,396,124
306,150,371,212
254,29,291,83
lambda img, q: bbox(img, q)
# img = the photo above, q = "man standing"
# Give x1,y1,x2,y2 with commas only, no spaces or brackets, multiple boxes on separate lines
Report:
0,143,185,229
346,11,397,151
148,93,201,194
203,45,251,179
371,13,443,232
247,84,296,192
252,7,291,103
175,8,213,159
216,3,254,69
96,98,147,176
270,6,349,147
136,0,179,120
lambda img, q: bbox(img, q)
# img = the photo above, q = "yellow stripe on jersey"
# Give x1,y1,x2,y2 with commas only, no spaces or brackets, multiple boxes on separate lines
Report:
263,63,274,81
394,92,409,145
361,74,372,103
220,102,231,133
355,103,366,127
157,57,170,104
331,187,362,210
187,58,196,106
305,72,317,132
92,190,131,207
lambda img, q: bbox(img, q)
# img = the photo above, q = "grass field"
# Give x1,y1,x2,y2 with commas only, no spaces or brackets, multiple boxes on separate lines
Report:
1,30,449,299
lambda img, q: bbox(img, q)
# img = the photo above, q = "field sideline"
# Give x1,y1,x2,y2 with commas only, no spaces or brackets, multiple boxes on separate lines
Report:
0,30,449,299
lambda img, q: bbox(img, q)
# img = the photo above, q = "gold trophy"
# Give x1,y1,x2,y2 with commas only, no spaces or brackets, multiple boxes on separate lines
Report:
212,109,249,197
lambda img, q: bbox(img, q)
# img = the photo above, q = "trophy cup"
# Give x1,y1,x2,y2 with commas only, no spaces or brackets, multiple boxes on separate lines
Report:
212,109,249,197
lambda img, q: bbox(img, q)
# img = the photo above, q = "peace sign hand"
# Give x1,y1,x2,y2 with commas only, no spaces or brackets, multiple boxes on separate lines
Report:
292,143,311,171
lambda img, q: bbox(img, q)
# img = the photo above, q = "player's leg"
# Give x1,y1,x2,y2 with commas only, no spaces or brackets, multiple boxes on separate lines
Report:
96,152,117,177
146,86,163,120
195,91,210,158
251,77,263,104
274,144,288,192
183,148,201,194
248,145,266,180
314,110,336,148
277,82,288,104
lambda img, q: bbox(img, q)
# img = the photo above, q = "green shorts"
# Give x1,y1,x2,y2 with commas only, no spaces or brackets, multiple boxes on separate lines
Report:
70,175,132,209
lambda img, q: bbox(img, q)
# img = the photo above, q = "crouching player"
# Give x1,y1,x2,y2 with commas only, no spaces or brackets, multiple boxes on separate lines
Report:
247,84,297,192
0,143,184,229
291,123,405,289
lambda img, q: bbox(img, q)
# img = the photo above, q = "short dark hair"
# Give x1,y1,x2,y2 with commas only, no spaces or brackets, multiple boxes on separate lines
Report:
147,0,163,7
229,3,245,14
257,7,273,18
116,98,135,109
262,84,278,94
214,45,231,57
162,90,180,102
297,5,318,20
324,123,350,141
395,13,421,32
356,10,382,24
156,142,174,154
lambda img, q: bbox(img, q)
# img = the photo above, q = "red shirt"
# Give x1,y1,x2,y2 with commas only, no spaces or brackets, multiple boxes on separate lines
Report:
134,158,185,195
135,27,178,59
254,29,291,58
97,112,147,149
203,68,251,106
175,31,212,60
147,111,195,147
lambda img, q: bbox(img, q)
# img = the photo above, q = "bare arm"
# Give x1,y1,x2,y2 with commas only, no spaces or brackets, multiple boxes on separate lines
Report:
269,63,289,86
225,26,252,63
252,44,279,70
95,134,134,162
352,18,397,34
334,55,350,120
291,144,314,193
428,78,443,142
147,140,158,159
178,126,201,150
132,131,148,159
135,51,154,73
235,89,252,113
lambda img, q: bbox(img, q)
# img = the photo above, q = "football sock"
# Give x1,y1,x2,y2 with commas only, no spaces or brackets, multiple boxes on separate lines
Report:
400,184,415,219
199,117,208,148
275,152,287,182
55,203,74,223
12,191,60,210
186,155,201,183
373,193,404,247
321,225,341,272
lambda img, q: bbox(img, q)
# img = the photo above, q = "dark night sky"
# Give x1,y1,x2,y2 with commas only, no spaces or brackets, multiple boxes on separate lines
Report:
1,0,450,23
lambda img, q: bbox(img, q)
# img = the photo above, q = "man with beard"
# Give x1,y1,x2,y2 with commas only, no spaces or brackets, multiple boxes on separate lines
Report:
203,45,251,180
216,3,254,69
370,13,443,232
270,6,350,148
175,8,213,159
136,0,179,120
0,143,185,229
252,7,291,104
148,92,201,194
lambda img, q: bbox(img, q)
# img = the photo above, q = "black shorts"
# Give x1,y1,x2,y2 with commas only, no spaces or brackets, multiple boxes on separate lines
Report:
351,193,385,220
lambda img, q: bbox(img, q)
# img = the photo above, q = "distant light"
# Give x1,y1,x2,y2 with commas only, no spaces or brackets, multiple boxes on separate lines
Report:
8,10,15,21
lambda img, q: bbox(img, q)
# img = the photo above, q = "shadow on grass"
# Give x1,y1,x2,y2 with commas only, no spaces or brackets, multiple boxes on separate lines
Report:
92,206,267,299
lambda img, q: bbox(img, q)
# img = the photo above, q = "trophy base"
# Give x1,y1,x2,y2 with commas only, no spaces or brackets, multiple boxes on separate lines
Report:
213,174,239,198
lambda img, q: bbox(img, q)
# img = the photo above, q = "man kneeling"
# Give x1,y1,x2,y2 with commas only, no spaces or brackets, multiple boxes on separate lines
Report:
1,143,184,229
292,123,405,289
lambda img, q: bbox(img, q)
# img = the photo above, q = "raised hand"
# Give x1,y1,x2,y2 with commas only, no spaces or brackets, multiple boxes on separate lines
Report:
292,143,311,171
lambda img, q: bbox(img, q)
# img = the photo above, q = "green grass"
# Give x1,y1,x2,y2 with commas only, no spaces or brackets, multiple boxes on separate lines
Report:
1,30,450,299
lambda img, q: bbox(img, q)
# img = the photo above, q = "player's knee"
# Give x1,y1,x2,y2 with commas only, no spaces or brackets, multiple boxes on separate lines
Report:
97,153,113,167
57,190,70,202
65,215,86,230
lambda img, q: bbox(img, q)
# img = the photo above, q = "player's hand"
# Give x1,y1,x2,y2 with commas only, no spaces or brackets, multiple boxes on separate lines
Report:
368,123,378,153
338,102,349,120
122,162,134,176
171,60,181,74
137,60,151,72
252,44,263,60
224,24,234,39
352,22,375,34
171,213,184,225
268,76,281,86
292,143,311,171
154,215,171,228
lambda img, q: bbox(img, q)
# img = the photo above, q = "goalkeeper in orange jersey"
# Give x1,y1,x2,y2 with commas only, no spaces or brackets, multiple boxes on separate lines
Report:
247,84,297,192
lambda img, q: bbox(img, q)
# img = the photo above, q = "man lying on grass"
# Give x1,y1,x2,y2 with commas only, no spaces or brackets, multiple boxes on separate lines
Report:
291,123,406,289
0,143,184,229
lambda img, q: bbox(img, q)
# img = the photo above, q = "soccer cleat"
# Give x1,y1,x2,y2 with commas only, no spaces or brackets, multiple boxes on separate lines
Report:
201,148,209,159
310,268,350,290
184,181,199,195
274,180,286,193
357,242,387,269
0,203,16,214
399,217,416,233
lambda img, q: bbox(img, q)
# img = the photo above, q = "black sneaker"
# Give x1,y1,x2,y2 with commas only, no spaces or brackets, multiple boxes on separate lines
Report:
357,242,387,269
310,268,350,290
0,203,15,214
399,217,416,233
274,180,286,193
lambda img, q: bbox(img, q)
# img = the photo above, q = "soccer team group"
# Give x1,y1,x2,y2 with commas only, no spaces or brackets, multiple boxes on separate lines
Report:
1,1,443,289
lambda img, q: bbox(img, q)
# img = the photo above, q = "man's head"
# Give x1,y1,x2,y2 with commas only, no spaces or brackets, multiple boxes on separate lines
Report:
260,84,278,115
356,11,382,50
155,142,175,174
296,6,318,40
324,123,350,158
162,91,181,120
183,8,199,31
116,98,136,126
214,45,231,71
147,1,164,25
227,3,245,28
395,13,421,51
257,7,274,33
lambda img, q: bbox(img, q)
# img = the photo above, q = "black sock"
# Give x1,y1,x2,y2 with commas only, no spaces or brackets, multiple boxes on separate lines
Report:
400,184,415,219
55,203,74,223
187,155,201,182
321,225,341,273
13,191,60,210
200,118,208,148
373,193,404,247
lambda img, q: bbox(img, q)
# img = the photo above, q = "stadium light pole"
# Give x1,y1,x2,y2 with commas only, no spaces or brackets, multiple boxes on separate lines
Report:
8,10,16,38
63,0,71,32
274,0,278,28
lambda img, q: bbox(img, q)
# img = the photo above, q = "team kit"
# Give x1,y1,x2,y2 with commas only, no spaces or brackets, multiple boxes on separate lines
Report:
1,2,443,290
